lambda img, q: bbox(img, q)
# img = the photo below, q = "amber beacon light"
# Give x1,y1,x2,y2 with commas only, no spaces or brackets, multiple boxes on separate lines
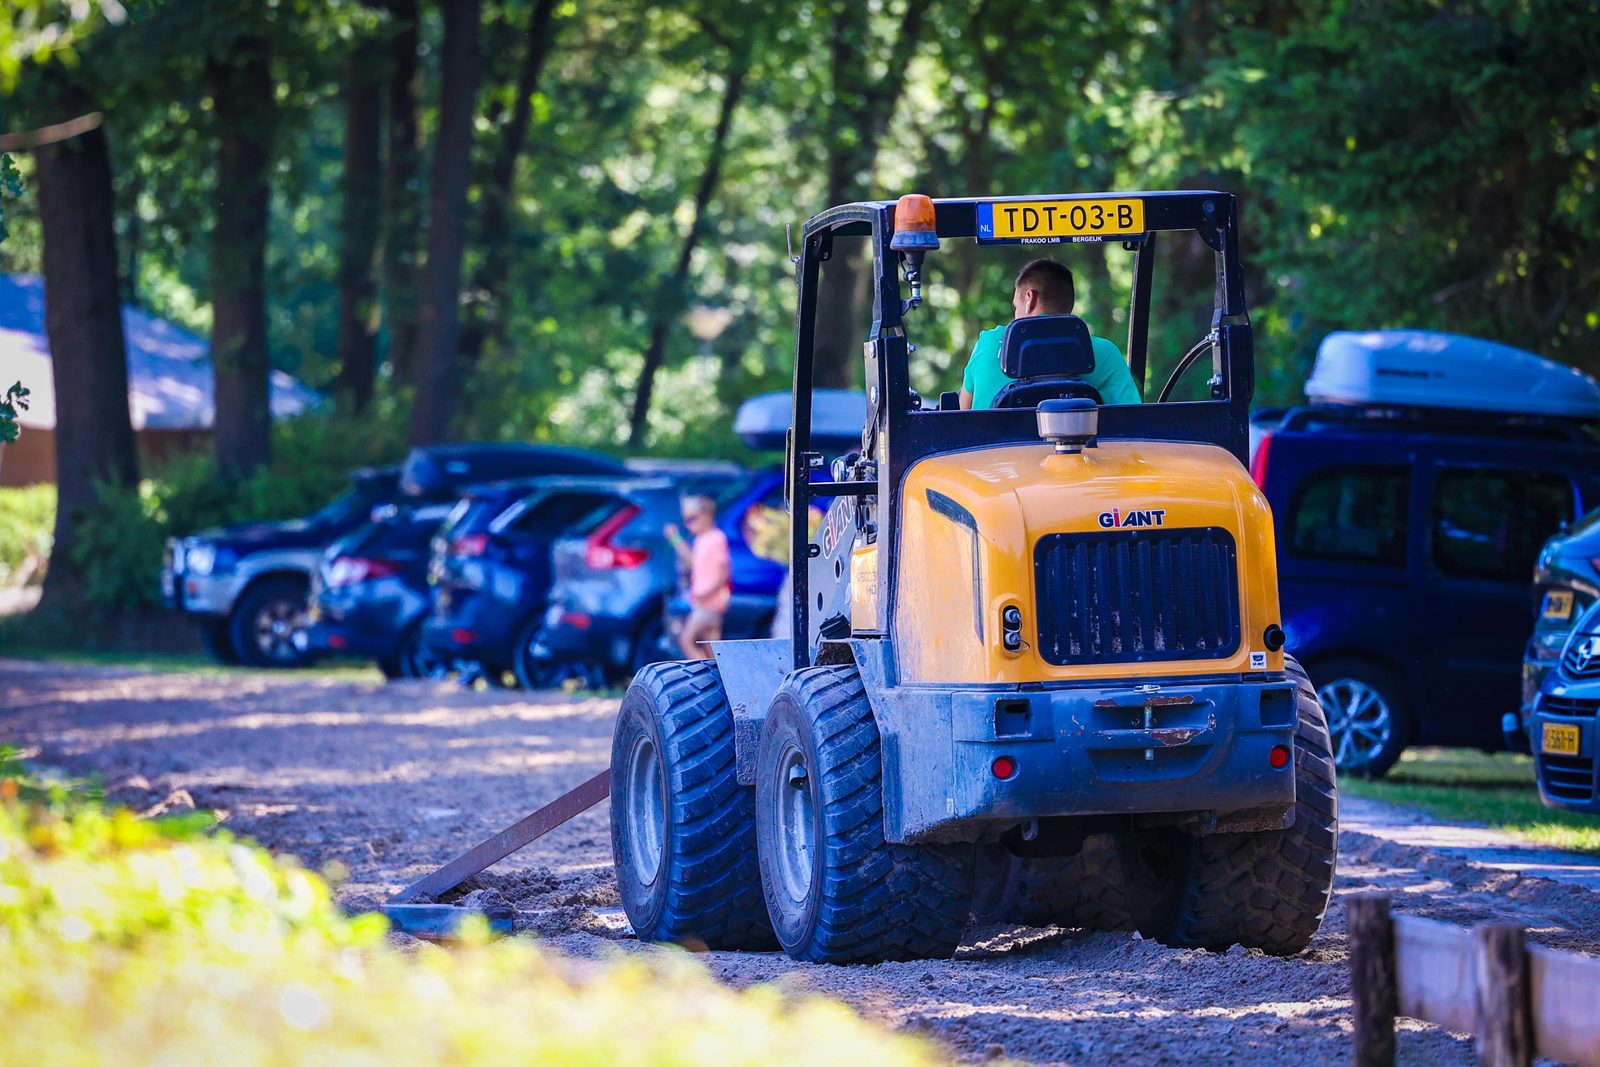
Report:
889,193,939,251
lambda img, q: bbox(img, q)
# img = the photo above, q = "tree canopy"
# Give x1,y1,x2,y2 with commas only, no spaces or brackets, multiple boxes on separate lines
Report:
2,0,1596,461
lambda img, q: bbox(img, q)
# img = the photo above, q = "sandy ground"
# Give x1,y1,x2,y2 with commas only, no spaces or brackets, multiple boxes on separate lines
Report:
5,657,1600,1065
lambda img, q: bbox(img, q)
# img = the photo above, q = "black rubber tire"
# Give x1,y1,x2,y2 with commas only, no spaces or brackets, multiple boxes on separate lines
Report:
197,617,241,665
396,623,450,681
1125,655,1339,956
755,666,974,963
229,577,312,669
971,836,1133,930
511,617,560,690
1310,656,1412,779
610,660,774,950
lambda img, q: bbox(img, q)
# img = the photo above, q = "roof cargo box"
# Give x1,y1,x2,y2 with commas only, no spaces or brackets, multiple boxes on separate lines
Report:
1306,330,1600,420
734,389,867,451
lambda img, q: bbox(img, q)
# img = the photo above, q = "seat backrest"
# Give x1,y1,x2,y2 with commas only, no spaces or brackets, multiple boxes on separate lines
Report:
991,314,1100,410
999,314,1095,379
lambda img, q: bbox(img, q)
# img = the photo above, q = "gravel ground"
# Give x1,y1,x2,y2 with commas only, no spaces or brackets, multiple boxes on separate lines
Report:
5,657,1599,1065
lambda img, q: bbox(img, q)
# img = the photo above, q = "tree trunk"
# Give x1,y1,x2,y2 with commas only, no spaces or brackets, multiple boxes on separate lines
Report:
382,0,423,385
207,34,276,480
333,34,385,414
457,0,560,372
626,59,748,447
407,0,482,446
34,104,139,607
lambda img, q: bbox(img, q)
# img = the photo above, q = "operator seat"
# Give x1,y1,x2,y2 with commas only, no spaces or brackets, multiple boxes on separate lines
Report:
990,314,1103,409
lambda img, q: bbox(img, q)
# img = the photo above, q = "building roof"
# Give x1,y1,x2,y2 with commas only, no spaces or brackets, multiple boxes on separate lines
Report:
0,273,319,431
1308,329,1600,420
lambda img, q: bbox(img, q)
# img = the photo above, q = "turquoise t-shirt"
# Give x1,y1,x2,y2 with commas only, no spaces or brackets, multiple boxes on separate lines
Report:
960,324,1142,408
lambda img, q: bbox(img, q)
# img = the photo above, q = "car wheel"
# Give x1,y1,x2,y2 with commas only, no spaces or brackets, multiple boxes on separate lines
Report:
229,578,312,669
512,619,563,690
197,617,240,665
398,624,451,681
1313,657,1412,779
629,613,670,674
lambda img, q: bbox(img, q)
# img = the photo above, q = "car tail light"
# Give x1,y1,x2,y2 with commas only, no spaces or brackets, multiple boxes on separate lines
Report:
450,533,491,557
585,504,650,569
1249,431,1272,488
326,556,399,587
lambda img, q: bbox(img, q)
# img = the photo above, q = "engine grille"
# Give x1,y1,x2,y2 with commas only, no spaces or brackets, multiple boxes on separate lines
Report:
1539,753,1596,803
1541,694,1600,718
1034,527,1240,667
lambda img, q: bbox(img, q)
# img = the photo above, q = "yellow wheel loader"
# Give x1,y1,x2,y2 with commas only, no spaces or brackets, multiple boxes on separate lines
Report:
609,190,1338,964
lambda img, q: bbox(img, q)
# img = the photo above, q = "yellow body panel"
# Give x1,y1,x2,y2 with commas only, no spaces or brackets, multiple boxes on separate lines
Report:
892,441,1283,684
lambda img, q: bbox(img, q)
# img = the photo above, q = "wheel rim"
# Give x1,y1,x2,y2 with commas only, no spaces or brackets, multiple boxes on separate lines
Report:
624,734,665,886
255,599,304,661
774,743,815,904
1318,677,1393,770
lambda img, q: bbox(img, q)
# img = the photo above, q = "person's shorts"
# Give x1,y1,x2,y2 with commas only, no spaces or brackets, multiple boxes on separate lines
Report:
685,607,725,641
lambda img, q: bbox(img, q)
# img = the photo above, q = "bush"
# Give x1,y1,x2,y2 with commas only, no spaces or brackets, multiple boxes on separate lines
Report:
0,750,941,1067
0,483,53,585
53,412,412,616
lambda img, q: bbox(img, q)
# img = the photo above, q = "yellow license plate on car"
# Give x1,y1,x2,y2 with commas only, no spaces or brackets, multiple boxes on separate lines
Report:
1543,722,1581,756
1542,590,1575,620
980,198,1144,242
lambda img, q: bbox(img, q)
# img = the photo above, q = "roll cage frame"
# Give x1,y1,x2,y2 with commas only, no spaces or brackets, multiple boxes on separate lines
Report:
785,190,1257,670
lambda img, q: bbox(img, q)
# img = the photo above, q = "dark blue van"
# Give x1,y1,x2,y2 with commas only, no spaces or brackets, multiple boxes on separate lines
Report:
1251,331,1600,777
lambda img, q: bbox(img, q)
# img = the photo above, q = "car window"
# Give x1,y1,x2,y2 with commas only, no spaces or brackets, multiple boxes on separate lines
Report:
1288,467,1409,566
564,496,629,538
309,490,366,528
1431,468,1575,581
504,492,615,538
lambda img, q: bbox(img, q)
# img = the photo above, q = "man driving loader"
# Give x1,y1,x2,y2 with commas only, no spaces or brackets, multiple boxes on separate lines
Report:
958,257,1143,408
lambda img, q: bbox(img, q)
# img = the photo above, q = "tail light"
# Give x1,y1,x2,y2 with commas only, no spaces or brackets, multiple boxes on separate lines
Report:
326,556,400,587
451,533,490,557
585,504,651,569
1249,431,1273,488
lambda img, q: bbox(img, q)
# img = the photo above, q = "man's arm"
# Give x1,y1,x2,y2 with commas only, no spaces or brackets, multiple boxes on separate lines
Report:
959,388,974,410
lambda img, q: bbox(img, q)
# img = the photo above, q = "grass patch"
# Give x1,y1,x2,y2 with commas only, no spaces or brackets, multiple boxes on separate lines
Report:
0,748,941,1065
0,484,53,585
1343,747,1600,855
0,644,384,682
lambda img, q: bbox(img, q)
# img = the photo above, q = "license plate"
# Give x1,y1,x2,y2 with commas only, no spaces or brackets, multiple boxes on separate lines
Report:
977,198,1145,244
1543,722,1581,756
1542,590,1575,620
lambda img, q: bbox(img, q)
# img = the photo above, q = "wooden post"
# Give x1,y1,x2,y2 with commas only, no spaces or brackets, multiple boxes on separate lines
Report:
1349,893,1398,1067
1473,923,1532,1067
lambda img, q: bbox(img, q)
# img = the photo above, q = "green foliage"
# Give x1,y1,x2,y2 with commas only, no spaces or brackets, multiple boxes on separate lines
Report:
0,747,941,1066
53,411,408,614
0,381,27,445
0,483,54,585
67,479,166,612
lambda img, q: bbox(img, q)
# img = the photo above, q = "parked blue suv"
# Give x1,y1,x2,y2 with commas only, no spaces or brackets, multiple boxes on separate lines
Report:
1252,331,1600,777
1530,599,1600,812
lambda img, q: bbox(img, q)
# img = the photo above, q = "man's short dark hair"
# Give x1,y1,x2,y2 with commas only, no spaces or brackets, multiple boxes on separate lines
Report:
1014,259,1075,314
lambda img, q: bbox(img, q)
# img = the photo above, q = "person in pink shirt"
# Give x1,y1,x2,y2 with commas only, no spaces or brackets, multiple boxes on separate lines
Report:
664,495,731,660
